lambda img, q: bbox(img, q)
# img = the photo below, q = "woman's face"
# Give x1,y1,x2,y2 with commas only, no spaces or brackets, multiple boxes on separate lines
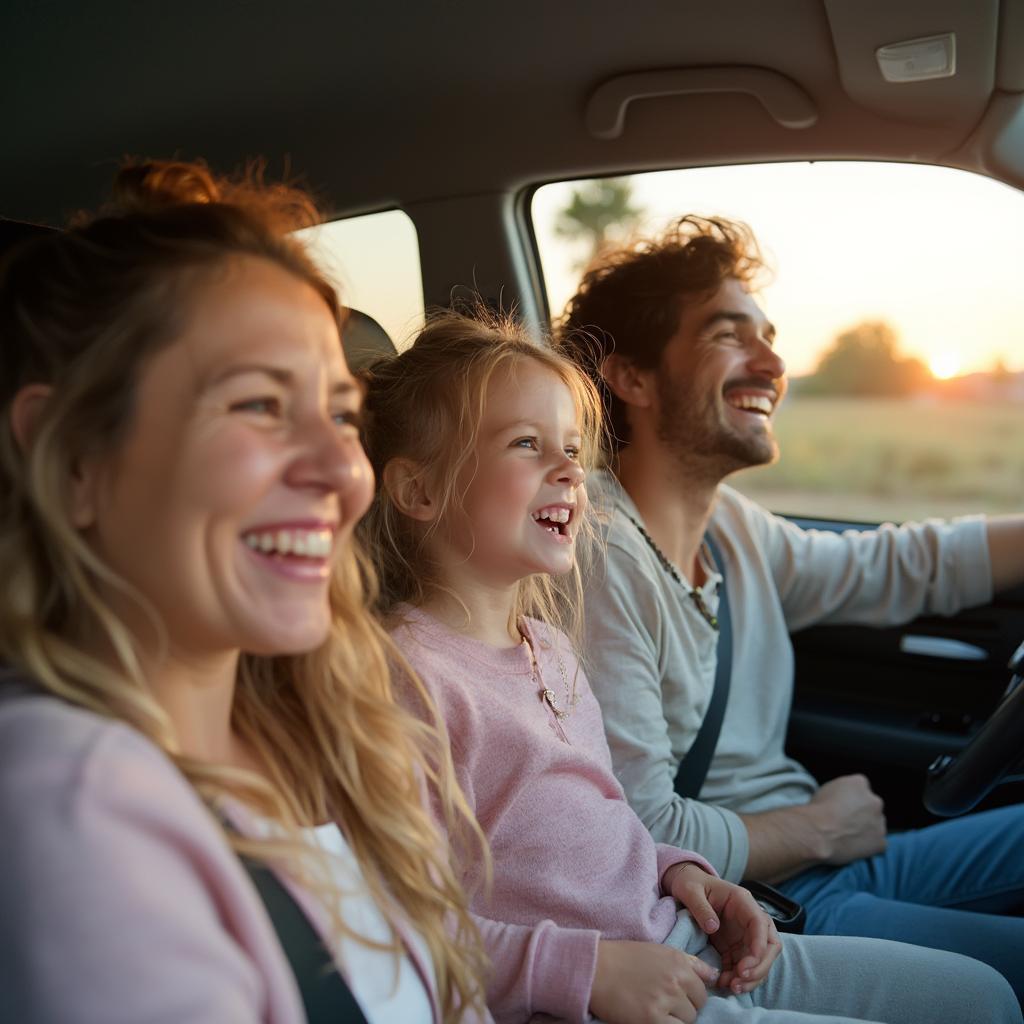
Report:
77,256,373,660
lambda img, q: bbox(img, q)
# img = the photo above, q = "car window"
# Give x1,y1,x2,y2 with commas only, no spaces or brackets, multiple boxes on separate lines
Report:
532,162,1024,523
297,208,424,350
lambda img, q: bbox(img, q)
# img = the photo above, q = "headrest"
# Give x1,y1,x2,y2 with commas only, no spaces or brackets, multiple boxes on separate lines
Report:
341,307,397,371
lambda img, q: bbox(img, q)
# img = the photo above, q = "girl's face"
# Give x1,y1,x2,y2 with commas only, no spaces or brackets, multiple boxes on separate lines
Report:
75,256,374,660
452,358,587,583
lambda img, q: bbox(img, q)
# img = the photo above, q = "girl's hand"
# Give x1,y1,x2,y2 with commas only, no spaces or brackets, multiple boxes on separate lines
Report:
664,862,782,994
590,938,720,1024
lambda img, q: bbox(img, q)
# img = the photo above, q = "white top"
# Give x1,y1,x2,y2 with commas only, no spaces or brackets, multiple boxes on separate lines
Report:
306,821,434,1024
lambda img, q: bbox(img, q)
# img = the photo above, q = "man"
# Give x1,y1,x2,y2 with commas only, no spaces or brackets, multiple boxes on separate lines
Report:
557,214,1024,997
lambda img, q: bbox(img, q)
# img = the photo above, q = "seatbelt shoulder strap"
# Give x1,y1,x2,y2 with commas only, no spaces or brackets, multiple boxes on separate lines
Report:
673,532,733,799
240,856,370,1024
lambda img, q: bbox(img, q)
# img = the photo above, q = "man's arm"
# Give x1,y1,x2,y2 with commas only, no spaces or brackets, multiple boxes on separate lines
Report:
987,515,1024,593
740,774,887,883
738,489,993,632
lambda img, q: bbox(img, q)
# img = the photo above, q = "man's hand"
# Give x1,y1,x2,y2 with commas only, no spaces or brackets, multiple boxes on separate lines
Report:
664,862,782,994
807,774,887,865
740,773,888,882
590,939,719,1024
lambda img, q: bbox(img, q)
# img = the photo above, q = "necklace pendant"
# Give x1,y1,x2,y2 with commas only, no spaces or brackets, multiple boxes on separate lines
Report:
690,589,719,631
541,688,566,718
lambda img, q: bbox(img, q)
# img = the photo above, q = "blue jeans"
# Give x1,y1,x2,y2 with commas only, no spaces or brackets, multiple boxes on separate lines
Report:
776,804,1024,1002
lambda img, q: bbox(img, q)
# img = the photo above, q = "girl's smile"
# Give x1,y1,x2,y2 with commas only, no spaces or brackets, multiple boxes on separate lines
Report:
530,502,577,543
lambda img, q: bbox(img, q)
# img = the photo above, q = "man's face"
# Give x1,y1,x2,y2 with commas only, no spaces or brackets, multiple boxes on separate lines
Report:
653,277,787,476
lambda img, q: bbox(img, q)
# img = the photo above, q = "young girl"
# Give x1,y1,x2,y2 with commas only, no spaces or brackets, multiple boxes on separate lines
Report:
0,162,488,1024
359,308,1020,1024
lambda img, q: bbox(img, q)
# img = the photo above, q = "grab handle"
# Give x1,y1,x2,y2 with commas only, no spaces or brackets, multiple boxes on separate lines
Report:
585,67,819,139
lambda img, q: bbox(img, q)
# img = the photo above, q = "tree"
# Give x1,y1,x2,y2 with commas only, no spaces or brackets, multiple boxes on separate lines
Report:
991,356,1012,386
555,178,644,267
802,320,929,397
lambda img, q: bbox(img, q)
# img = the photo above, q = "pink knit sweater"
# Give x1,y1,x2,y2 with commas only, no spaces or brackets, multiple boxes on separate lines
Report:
391,607,715,1024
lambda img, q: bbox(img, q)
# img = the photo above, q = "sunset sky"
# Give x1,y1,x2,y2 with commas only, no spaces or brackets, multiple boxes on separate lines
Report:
532,161,1024,379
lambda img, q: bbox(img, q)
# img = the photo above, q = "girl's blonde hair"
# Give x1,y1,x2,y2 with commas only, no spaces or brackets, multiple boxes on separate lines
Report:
0,160,486,1021
359,304,603,644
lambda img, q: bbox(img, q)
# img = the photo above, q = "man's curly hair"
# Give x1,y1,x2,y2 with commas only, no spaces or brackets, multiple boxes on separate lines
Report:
556,214,768,453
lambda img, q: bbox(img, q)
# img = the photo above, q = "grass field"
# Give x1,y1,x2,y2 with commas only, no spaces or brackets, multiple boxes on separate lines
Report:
730,397,1024,523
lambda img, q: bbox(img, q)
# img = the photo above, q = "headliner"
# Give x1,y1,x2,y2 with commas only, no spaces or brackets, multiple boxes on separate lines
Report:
3,0,1024,224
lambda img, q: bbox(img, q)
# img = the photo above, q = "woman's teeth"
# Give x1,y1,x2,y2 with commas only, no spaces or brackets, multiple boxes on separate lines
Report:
242,528,333,558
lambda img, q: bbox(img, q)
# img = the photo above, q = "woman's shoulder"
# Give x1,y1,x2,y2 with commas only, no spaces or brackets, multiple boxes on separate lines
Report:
0,680,295,1022
0,681,213,843
1,681,154,768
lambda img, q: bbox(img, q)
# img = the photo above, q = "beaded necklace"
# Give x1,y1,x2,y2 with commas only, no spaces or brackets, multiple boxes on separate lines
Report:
624,513,720,631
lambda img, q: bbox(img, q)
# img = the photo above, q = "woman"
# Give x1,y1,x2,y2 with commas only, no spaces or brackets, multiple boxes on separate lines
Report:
0,161,488,1024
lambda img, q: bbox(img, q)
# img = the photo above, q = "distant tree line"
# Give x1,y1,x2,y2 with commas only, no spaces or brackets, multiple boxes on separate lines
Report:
800,321,930,397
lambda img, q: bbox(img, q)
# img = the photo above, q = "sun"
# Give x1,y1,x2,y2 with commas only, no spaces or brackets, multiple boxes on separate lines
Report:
928,351,962,380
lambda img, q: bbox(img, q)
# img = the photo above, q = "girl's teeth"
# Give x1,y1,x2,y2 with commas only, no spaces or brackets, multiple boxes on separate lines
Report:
533,507,571,523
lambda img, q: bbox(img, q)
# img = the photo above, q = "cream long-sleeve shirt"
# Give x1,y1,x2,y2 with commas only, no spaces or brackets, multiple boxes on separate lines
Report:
581,471,992,882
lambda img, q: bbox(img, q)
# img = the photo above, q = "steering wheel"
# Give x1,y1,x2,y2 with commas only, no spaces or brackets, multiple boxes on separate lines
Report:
923,639,1024,817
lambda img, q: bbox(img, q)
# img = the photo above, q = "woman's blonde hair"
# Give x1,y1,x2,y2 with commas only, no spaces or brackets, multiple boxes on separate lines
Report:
359,305,603,645
0,160,487,1021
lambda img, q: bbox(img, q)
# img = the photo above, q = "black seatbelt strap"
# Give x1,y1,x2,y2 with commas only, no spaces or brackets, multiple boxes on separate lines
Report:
668,539,806,934
674,533,732,799
239,857,370,1024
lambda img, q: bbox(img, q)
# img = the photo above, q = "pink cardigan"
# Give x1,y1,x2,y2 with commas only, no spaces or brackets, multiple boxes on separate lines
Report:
391,608,716,1024
0,677,485,1024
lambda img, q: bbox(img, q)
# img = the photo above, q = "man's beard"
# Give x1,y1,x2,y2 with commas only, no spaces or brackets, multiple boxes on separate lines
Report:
655,375,779,479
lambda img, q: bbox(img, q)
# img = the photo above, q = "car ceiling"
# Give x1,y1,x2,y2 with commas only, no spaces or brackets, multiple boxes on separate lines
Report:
3,0,1024,226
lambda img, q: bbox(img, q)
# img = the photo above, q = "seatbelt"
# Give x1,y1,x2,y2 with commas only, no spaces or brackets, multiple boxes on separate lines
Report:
670,537,806,934
240,856,370,1024
673,533,732,800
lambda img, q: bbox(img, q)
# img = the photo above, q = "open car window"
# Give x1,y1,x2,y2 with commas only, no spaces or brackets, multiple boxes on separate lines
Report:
532,162,1024,523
